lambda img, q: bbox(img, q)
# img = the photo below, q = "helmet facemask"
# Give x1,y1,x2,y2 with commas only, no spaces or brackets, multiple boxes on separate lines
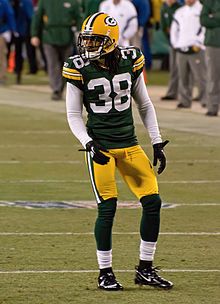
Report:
78,33,114,60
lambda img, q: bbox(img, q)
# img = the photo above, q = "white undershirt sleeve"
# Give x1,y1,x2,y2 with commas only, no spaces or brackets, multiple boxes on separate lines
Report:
66,82,92,148
132,74,162,145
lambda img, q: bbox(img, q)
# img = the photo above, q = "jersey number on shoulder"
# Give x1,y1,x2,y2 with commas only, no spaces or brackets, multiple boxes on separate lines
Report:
88,73,132,113
121,48,137,59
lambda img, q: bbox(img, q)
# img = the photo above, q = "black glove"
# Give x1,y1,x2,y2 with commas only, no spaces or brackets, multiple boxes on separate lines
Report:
85,141,110,165
153,140,169,174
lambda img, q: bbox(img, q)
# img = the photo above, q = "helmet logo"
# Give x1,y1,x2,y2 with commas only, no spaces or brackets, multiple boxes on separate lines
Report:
104,16,117,26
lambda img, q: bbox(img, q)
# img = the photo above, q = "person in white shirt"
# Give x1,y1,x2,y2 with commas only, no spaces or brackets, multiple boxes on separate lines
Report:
99,0,138,46
170,0,207,108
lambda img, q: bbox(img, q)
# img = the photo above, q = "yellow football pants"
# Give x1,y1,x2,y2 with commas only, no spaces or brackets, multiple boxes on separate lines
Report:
86,145,159,203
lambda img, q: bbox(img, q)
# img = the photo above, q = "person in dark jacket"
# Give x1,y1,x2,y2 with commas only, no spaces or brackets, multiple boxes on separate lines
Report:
130,0,151,50
9,0,37,84
200,0,220,116
31,0,82,100
0,0,16,84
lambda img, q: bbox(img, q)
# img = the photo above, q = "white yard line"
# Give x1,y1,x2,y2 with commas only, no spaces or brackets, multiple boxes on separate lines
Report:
0,145,71,148
0,269,219,274
0,179,219,184
0,130,69,134
0,142,218,148
0,160,219,164
0,232,219,236
168,160,220,163
0,160,81,164
160,180,220,184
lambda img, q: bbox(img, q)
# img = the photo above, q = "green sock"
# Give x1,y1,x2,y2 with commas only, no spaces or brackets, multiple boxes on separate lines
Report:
94,198,117,250
140,194,162,242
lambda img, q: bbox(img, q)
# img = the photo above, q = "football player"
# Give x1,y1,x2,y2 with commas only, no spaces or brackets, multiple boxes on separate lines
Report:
63,12,173,291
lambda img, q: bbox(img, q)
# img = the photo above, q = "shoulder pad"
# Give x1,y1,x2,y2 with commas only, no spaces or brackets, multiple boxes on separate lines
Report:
132,49,145,73
119,47,145,72
63,55,89,81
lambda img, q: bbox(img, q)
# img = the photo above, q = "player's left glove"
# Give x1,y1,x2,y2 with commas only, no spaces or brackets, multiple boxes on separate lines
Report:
153,140,169,174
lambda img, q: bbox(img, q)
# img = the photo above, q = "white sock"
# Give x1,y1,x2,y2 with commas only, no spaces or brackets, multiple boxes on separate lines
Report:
97,249,112,269
140,239,157,261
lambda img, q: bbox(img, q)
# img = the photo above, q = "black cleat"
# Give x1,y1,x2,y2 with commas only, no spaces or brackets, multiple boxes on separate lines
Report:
51,91,62,101
205,111,218,117
98,272,123,291
161,95,176,101
177,103,190,109
135,266,173,289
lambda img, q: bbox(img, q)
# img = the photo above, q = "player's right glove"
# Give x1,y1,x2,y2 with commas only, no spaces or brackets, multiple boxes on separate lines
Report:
85,141,110,165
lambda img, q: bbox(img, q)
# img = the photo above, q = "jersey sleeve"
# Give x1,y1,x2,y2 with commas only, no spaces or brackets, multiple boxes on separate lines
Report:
62,56,83,90
132,47,145,79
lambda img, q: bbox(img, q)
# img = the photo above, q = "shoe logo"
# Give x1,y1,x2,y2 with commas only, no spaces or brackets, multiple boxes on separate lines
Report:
138,272,152,283
100,281,118,289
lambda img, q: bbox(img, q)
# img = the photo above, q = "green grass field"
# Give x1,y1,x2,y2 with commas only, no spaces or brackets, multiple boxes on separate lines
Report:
0,71,220,304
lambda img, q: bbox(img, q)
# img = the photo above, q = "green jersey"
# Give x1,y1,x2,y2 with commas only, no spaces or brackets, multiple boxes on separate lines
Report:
63,47,145,149
200,0,220,48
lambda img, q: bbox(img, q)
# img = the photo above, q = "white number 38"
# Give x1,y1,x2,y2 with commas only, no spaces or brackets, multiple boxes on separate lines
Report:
87,73,132,113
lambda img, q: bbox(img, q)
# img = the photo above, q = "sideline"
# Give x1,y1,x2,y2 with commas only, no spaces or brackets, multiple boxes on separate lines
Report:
0,85,219,137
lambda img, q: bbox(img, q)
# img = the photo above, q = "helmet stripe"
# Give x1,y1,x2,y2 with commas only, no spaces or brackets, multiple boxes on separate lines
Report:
84,12,104,31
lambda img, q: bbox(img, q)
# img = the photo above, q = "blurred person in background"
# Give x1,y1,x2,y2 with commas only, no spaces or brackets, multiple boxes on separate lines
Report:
149,0,163,30
99,0,138,46
170,0,207,109
81,0,103,19
8,0,37,84
130,0,151,49
200,0,220,117
31,0,82,101
160,0,182,100
142,0,164,70
130,0,151,82
0,0,16,85
31,0,47,72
